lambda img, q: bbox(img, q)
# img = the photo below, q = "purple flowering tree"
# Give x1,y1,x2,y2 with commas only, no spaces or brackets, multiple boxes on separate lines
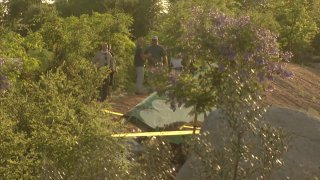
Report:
162,7,293,179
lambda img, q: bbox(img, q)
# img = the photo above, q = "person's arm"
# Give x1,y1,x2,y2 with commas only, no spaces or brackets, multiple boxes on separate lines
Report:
112,55,117,72
143,47,152,63
139,48,146,60
108,53,116,72
163,55,168,67
161,47,168,67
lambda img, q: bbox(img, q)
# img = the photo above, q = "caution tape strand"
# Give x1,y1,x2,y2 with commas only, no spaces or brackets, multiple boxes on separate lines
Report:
112,130,200,137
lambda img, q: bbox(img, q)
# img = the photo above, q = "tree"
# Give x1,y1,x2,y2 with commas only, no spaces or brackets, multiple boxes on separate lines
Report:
54,0,164,38
232,0,319,62
38,12,135,89
153,2,291,178
272,0,318,60
2,0,56,35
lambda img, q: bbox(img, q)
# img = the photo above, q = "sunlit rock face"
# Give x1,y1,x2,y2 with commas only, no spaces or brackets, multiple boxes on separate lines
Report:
176,107,320,180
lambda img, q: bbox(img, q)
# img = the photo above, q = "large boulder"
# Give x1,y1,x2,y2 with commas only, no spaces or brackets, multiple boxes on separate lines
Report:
176,107,320,179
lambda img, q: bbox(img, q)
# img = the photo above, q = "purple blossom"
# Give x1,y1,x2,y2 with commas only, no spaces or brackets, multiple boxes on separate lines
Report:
281,51,293,62
220,47,236,60
213,14,228,27
0,75,7,81
179,7,294,95
236,16,251,27
266,73,274,81
268,63,277,72
281,70,294,79
255,56,265,65
243,53,253,61
218,64,226,72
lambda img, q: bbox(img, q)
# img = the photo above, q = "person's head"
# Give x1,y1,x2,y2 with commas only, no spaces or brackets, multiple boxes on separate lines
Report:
137,37,145,47
176,52,182,58
101,43,108,53
151,36,158,45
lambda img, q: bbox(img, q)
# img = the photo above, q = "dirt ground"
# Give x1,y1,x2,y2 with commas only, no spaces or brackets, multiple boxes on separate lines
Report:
266,63,320,117
109,93,148,114
109,63,320,119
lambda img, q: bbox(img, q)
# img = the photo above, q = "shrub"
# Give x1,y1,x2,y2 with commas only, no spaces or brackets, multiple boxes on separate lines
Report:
0,59,134,179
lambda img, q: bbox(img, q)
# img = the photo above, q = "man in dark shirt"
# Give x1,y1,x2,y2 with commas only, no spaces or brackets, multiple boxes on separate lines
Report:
134,37,147,94
144,36,167,67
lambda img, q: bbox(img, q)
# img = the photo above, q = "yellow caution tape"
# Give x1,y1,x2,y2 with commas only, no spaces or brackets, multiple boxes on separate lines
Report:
180,125,201,130
103,109,124,116
112,130,200,137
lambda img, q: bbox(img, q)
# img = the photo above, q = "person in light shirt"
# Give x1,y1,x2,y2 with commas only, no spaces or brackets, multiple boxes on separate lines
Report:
92,43,115,100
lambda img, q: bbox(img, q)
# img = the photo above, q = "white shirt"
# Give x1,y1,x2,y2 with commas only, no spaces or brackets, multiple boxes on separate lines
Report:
170,58,183,69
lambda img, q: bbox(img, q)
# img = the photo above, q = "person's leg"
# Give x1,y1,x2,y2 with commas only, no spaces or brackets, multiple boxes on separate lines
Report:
100,77,109,101
108,72,114,97
136,66,144,93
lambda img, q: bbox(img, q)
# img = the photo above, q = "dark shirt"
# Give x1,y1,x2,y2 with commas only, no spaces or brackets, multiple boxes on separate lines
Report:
145,44,165,65
134,46,144,67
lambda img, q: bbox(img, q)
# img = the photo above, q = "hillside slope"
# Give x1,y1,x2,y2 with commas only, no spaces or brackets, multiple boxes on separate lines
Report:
266,63,320,117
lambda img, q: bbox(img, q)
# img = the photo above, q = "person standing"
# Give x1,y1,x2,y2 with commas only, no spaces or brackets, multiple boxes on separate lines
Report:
134,37,147,94
144,36,167,91
144,36,167,67
92,42,115,101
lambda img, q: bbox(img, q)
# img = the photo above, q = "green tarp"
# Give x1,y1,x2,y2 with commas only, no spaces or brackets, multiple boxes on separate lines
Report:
127,92,206,132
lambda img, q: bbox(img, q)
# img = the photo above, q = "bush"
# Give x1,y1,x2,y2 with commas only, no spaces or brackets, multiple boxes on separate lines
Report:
0,59,134,179
38,12,135,91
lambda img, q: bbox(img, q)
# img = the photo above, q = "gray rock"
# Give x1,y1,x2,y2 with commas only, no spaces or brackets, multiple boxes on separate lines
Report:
176,107,320,180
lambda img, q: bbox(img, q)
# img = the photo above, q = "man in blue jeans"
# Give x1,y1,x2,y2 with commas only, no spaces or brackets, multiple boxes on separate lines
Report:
134,37,147,95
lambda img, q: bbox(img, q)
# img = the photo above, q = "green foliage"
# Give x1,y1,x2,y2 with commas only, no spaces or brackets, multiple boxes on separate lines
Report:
2,0,55,35
312,33,320,56
164,0,319,63
233,0,319,62
38,12,135,90
0,30,42,82
55,0,164,38
273,0,318,59
0,59,133,179
0,113,34,179
153,0,234,50
154,3,291,178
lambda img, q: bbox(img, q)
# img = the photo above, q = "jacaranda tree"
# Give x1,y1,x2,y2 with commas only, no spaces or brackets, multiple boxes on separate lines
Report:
152,3,292,179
